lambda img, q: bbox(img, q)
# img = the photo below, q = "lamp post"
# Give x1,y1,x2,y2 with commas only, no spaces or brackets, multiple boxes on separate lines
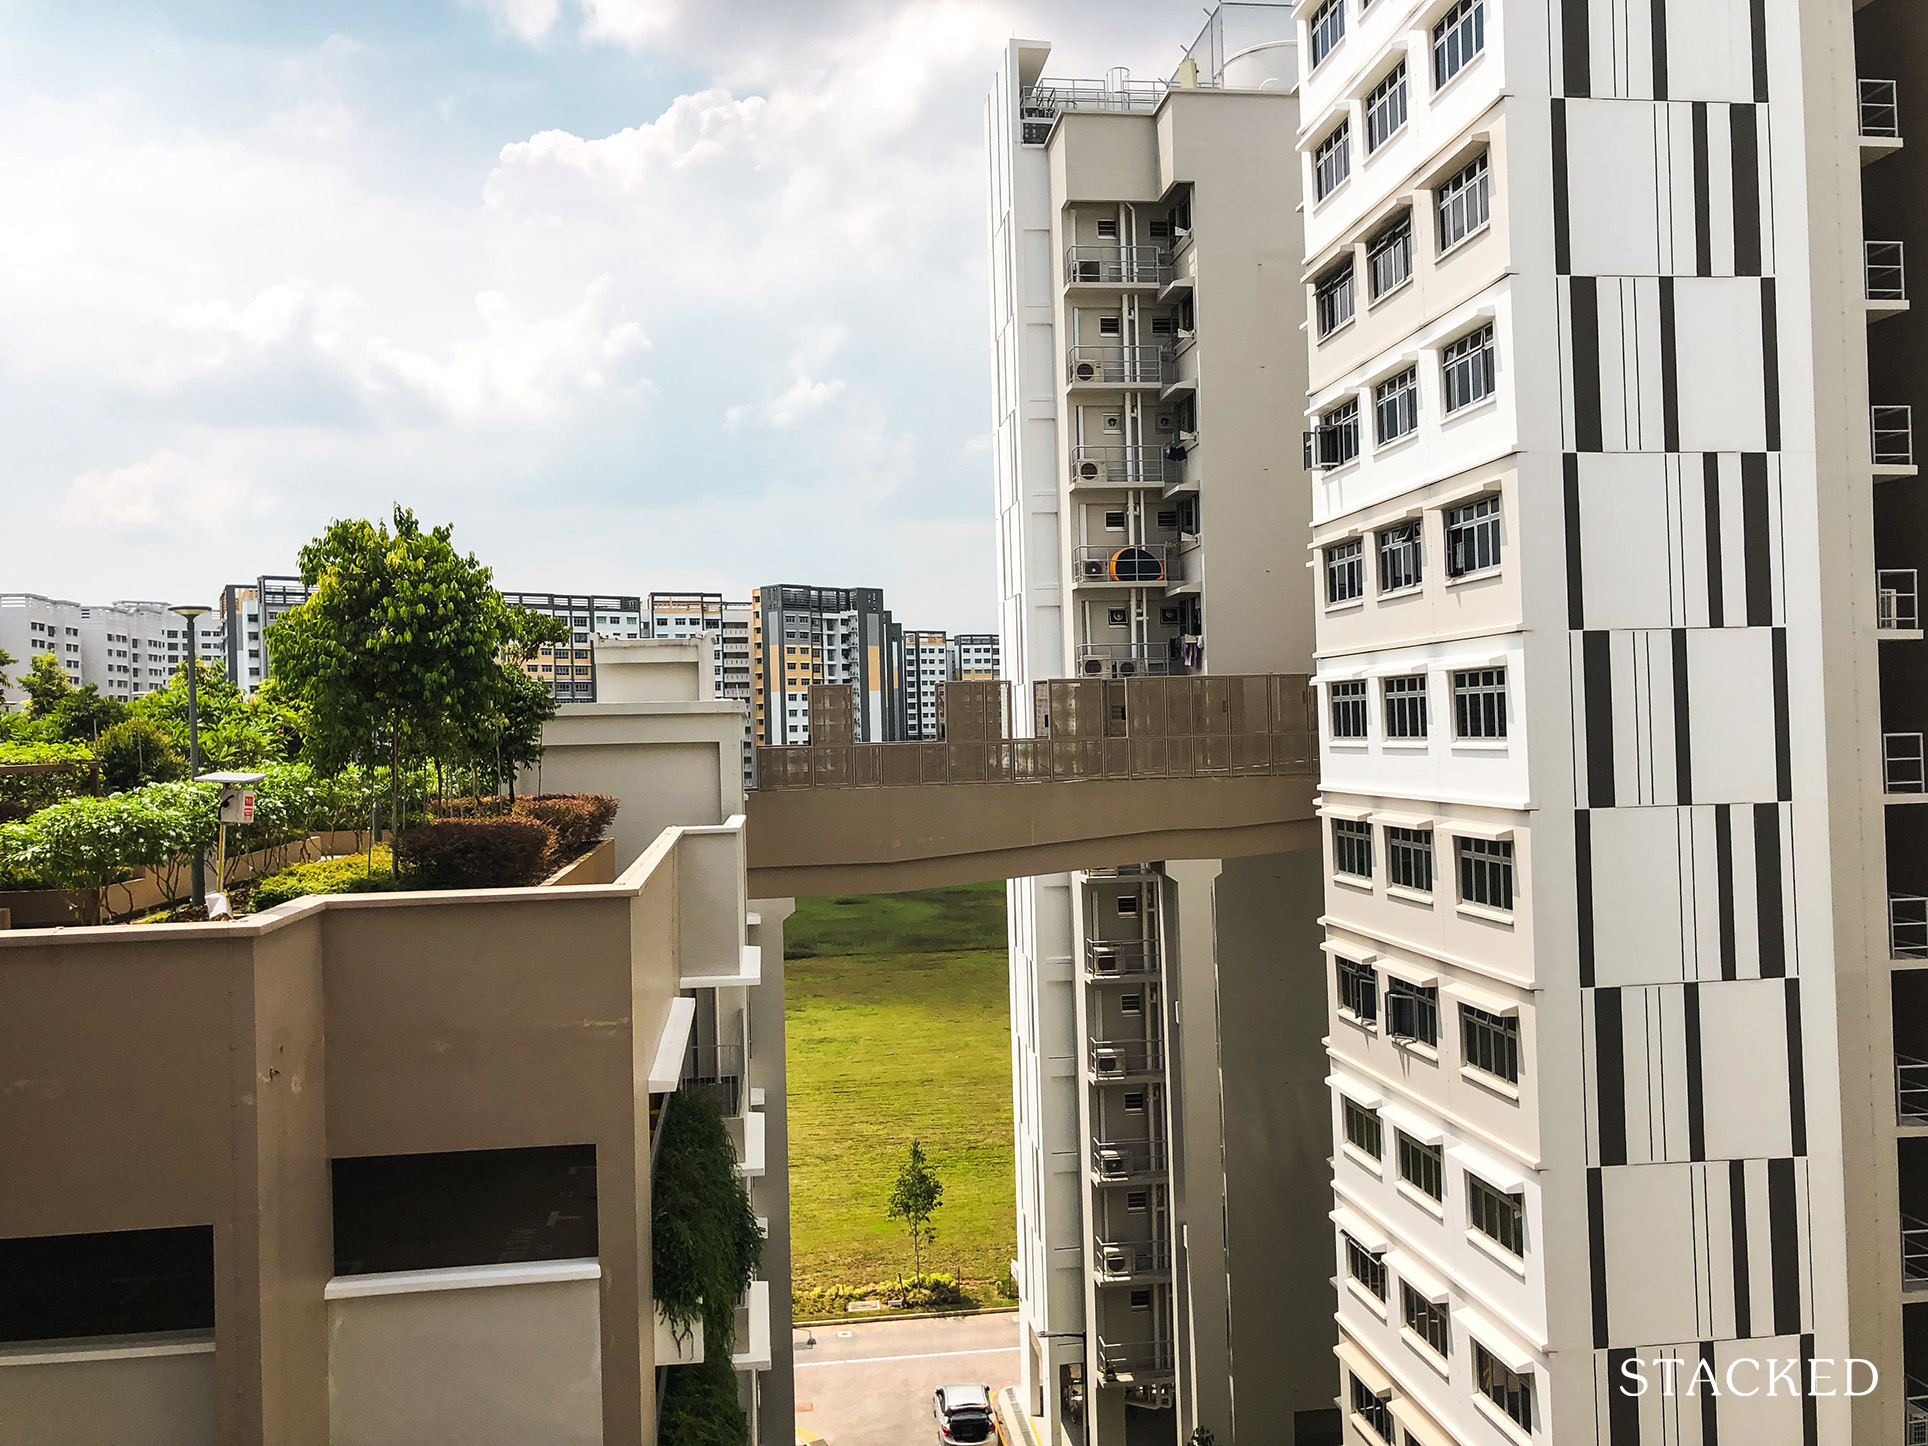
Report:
170,604,212,907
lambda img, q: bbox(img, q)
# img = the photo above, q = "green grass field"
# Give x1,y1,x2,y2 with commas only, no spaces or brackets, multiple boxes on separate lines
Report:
785,883,1016,1295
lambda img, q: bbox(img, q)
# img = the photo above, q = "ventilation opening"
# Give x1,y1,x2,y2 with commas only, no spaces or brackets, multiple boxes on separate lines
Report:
0,1225,215,1344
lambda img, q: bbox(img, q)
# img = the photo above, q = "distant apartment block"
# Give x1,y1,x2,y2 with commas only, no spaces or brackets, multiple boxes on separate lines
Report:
750,584,903,745
220,576,309,692
0,594,221,707
649,592,755,783
902,629,949,740
498,591,643,704
948,632,1001,681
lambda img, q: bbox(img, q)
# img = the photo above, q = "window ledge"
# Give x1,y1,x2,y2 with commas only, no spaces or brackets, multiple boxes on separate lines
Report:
1333,873,1375,892
1449,739,1510,752
1324,597,1367,615
1429,48,1490,108
1460,1063,1522,1102
1342,1142,1385,1177
1381,740,1431,752
1465,1227,1528,1277
1327,740,1370,751
1312,175,1354,213
1440,393,1500,426
1317,316,1358,346
1377,582,1423,601
1372,429,1420,457
1442,567,1503,590
1345,1277,1391,1318
1471,1388,1535,1444
1400,1326,1453,1377
1396,1179,1446,1219
1367,274,1415,310
1395,1038,1440,1063
1386,884,1435,906
1456,901,1516,927
1339,1008,1379,1033
1437,219,1493,259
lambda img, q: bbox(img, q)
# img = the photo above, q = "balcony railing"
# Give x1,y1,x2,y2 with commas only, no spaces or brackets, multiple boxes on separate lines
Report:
1089,1038,1165,1078
1906,1214,1928,1285
1066,245,1170,287
1092,1238,1172,1282
1072,445,1172,487
1899,1054,1928,1125
1907,1378,1928,1446
1091,1138,1168,1182
1086,937,1158,979
1888,734,1927,795
1861,79,1900,139
1881,570,1921,630
682,1042,744,1117
1894,896,1928,959
1028,77,1175,122
1096,1336,1176,1380
1868,241,1908,302
1073,542,1173,585
1068,345,1171,386
1875,406,1915,467
1075,642,1175,678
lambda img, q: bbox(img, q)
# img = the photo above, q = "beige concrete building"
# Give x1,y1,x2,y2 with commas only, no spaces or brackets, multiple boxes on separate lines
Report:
0,638,790,1446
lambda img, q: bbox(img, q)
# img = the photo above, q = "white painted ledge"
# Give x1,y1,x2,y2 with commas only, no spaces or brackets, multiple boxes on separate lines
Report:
682,945,762,990
733,1280,772,1372
648,995,697,1094
734,1109,766,1178
324,1258,601,1300
0,1330,215,1366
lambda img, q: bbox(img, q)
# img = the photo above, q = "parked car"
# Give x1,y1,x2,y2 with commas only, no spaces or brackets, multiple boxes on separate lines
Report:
933,1383,999,1444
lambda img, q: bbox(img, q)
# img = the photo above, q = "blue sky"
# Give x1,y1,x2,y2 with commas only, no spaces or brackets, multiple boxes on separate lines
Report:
0,0,1178,629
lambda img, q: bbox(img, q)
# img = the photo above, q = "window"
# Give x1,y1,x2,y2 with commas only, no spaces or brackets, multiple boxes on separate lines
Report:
1402,1283,1451,1358
1124,1090,1146,1112
1315,121,1352,200
1315,262,1356,339
1337,957,1379,1025
1330,679,1368,739
1446,496,1502,574
1315,398,1361,469
1310,0,1346,65
1475,1343,1534,1432
1104,509,1127,530
1345,1233,1387,1300
1468,1174,1526,1255
1452,668,1507,738
1099,315,1122,335
1350,1375,1395,1443
1398,1131,1444,1199
1130,1288,1152,1310
1378,521,1422,592
1458,837,1515,910
1462,1005,1521,1084
1365,62,1408,151
1366,215,1414,302
1096,218,1119,239
1127,1190,1150,1211
1441,326,1496,416
1117,896,1139,916
1386,979,1440,1045
1326,538,1364,603
1386,826,1434,893
1333,818,1374,878
1433,0,1486,89
1374,367,1419,443
1437,154,1491,252
1383,676,1428,739
1343,1097,1383,1158
1120,992,1144,1014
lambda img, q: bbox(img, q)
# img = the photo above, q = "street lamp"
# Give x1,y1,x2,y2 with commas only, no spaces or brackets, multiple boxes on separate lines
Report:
170,604,213,907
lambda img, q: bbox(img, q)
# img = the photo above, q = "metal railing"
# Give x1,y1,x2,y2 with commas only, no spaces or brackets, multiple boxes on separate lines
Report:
1073,542,1173,585
1906,1378,1928,1446
1887,734,1926,794
1072,445,1172,487
1065,245,1170,286
1875,405,1915,466
1868,241,1907,302
1881,570,1920,630
1028,77,1179,120
1085,864,1160,879
1091,1138,1168,1181
1906,1214,1928,1284
1089,1038,1165,1078
1899,1054,1928,1125
1086,937,1158,979
1092,1238,1172,1281
1068,345,1171,386
1096,1336,1177,1379
682,1042,745,1116
1894,896,1928,959
1075,642,1175,678
1861,78,1900,138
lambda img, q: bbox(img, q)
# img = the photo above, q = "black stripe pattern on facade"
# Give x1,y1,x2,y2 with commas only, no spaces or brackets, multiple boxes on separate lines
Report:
1595,987,1628,1166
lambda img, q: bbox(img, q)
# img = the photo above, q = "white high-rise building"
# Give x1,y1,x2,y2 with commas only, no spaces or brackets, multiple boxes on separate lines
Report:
0,594,218,708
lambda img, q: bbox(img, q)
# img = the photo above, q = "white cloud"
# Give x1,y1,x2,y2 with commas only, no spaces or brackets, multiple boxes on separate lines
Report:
61,448,260,533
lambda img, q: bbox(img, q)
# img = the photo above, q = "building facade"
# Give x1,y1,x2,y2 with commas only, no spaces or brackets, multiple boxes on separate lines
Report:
220,577,310,693
949,632,1003,682
0,594,220,707
903,629,949,740
988,11,1329,1443
649,592,755,785
1298,1,1883,1443
500,591,644,704
749,585,901,746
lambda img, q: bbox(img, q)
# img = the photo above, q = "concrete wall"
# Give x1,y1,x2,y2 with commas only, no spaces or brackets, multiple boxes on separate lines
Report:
745,899,796,1443
0,1337,217,1446
325,1274,602,1446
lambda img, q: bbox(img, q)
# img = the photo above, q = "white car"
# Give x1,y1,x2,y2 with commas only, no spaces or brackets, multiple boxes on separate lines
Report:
933,1383,998,1444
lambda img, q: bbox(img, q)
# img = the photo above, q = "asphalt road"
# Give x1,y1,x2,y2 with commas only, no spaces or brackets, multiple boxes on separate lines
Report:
791,1311,1021,1446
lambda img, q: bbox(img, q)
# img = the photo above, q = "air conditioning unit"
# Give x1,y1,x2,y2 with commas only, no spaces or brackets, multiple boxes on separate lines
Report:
1078,459,1104,482
1099,1244,1130,1275
1093,1048,1123,1076
1081,558,1108,578
1117,661,1139,677
1090,947,1121,976
1178,430,1199,445
1082,657,1108,676
1077,259,1102,283
1097,1149,1128,1179
1074,359,1103,382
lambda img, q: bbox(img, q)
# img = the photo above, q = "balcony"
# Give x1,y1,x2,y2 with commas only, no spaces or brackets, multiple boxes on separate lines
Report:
1073,542,1172,588
1096,1335,1176,1383
1889,735,1927,797
1909,1378,1928,1446
1065,245,1169,289
1861,79,1902,164
1086,937,1158,980
1907,1214,1928,1287
1092,1238,1172,1283
1875,406,1917,476
1071,444,1172,488
1067,345,1171,389
1882,570,1921,634
1074,642,1175,678
1868,241,1909,319
682,1042,745,1117
1894,896,1928,959
1090,1138,1168,1184
1088,1038,1165,1080
1901,1054,1928,1125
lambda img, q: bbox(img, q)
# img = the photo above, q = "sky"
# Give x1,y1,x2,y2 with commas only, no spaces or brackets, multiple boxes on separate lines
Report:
0,0,1189,631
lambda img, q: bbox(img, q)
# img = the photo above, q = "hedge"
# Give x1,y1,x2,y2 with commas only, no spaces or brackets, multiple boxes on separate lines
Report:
393,818,555,888
431,793,618,856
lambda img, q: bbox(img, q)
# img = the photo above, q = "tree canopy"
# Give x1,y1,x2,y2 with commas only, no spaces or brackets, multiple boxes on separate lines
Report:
886,1139,945,1275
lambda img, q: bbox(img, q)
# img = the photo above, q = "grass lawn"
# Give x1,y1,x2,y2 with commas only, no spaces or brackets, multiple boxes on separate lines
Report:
785,883,1016,1297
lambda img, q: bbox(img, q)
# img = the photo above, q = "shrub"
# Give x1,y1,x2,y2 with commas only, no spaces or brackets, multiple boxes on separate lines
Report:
96,718,187,793
792,1272,967,1318
394,818,554,888
430,793,618,855
658,1355,748,1446
249,847,401,911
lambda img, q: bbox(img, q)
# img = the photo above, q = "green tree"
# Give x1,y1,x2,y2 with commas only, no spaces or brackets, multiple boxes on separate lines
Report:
0,644,13,704
19,652,72,717
96,717,188,793
0,783,214,924
886,1139,945,1275
265,506,518,852
50,686,126,746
